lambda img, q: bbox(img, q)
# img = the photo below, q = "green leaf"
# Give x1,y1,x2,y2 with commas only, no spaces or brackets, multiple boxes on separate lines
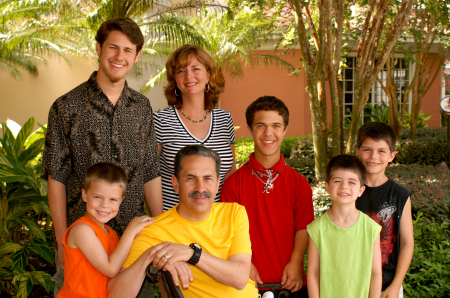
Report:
38,179,48,197
38,201,51,217
14,272,33,298
0,255,13,268
6,203,32,220
12,248,29,270
17,218,46,241
30,239,54,264
1,124,16,158
7,188,44,202
31,271,54,292
0,243,22,257
14,118,35,159
18,138,45,164
0,267,12,279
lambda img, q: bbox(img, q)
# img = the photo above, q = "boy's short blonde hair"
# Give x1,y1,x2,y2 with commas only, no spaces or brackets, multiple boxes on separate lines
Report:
83,162,127,196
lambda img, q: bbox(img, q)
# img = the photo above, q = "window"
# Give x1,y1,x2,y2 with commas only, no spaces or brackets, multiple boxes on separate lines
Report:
340,57,411,123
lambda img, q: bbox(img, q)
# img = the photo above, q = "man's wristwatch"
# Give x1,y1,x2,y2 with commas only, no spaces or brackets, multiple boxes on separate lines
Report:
188,243,202,265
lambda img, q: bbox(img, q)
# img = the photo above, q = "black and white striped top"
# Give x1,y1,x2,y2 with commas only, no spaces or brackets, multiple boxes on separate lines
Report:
154,106,235,211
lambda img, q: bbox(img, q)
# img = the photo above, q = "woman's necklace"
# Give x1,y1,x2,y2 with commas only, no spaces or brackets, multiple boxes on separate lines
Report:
247,162,280,194
179,108,209,123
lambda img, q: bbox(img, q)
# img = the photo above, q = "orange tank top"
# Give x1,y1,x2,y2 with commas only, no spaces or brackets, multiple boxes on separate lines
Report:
58,216,119,298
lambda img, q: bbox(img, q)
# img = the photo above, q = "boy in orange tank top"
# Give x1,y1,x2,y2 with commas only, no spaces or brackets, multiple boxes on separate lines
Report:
58,162,154,298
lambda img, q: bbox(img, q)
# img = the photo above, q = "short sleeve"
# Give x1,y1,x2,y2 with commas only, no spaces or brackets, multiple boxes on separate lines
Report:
220,174,238,203
293,174,314,232
41,101,72,184
123,229,157,268
229,204,252,256
143,103,161,183
226,111,235,145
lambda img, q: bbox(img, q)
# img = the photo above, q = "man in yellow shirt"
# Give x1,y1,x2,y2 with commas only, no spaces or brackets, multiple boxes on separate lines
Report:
108,145,258,298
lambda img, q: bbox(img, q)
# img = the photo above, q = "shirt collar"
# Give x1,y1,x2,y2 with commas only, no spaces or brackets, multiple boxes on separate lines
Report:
248,153,286,174
87,71,133,107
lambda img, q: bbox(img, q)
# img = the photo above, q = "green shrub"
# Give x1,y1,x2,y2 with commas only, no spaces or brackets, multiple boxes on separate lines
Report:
0,118,54,297
402,111,432,129
386,164,450,223
399,127,447,139
394,136,450,165
404,213,450,298
285,158,316,184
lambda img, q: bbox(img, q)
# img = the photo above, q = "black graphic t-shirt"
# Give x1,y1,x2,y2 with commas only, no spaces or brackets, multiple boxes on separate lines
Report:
355,178,411,291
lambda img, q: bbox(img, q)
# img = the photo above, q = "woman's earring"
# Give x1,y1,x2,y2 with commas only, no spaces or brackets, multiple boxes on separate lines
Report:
175,88,180,96
204,83,210,93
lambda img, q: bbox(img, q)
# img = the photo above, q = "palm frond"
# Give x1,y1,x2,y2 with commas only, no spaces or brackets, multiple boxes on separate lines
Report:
140,68,167,94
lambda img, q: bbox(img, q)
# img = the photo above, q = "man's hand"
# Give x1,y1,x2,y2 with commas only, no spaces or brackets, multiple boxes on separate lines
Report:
381,284,401,298
167,261,194,289
250,263,263,288
148,242,193,270
58,245,65,270
281,260,302,292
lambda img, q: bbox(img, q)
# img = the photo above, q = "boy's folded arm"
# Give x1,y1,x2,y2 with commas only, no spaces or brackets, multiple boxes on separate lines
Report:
306,236,320,298
369,235,382,298
70,223,137,278
385,197,414,295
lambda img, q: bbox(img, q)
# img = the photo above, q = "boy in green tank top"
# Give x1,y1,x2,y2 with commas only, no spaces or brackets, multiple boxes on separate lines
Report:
307,155,382,298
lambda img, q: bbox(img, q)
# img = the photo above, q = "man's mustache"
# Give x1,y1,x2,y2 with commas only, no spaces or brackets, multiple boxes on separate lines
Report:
188,191,212,198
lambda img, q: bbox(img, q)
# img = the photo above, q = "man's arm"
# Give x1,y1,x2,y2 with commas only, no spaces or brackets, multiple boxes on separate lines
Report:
144,177,163,217
107,249,153,298
370,235,382,298
149,242,252,290
307,236,320,298
47,176,67,269
108,250,193,298
281,229,308,292
381,197,414,298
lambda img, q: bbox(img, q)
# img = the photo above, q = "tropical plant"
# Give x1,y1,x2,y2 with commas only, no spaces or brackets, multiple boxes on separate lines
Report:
141,6,296,93
402,111,432,130
364,102,389,124
0,118,54,297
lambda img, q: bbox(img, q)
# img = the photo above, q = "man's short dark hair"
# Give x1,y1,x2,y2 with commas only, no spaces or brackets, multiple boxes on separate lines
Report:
356,122,396,153
326,154,366,185
84,162,127,196
95,17,144,53
245,96,289,130
173,145,221,179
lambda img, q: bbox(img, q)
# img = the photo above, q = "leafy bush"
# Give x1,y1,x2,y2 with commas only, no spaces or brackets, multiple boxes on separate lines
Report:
386,164,450,223
290,136,333,160
394,135,450,165
0,118,54,297
402,111,432,129
399,127,447,140
403,213,450,298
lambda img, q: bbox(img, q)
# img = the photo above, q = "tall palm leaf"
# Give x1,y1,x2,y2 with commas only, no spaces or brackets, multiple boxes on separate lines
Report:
141,6,296,93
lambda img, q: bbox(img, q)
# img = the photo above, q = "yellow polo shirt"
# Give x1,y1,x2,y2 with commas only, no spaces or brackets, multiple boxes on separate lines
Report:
123,203,258,298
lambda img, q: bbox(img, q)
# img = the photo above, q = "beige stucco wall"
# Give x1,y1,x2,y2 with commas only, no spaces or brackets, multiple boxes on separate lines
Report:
0,56,168,129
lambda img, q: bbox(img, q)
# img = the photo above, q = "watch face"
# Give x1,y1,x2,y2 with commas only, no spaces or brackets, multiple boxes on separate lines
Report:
193,243,201,250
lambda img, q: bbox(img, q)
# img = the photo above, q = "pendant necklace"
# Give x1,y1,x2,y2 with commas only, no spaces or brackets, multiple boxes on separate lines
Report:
247,163,280,194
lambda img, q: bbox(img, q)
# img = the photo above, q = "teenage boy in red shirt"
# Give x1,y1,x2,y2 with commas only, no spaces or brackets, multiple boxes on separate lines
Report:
222,96,314,297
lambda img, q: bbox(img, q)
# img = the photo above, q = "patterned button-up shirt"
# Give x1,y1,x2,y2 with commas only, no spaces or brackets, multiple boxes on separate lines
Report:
42,71,160,238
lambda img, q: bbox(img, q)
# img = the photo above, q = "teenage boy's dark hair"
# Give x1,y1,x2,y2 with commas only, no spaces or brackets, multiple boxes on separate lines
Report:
245,96,289,129
173,145,221,179
356,122,396,153
95,17,144,53
326,154,366,185
84,162,127,196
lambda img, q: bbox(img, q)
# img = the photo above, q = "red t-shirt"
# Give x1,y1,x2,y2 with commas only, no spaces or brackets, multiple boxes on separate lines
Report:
221,153,314,285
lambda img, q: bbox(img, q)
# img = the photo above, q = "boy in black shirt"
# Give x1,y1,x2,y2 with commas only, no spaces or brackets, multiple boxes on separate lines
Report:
355,122,414,298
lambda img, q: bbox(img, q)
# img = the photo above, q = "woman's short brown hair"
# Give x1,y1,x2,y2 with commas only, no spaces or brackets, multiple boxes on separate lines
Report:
164,45,225,111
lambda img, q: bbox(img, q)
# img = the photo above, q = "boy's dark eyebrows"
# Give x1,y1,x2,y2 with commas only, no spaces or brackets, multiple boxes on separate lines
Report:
107,43,135,52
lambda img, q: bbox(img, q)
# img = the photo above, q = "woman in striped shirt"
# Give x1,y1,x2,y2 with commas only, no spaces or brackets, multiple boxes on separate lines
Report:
154,45,236,211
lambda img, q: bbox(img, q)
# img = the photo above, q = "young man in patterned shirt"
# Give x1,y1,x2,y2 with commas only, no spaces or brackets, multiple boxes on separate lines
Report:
222,96,314,297
42,17,163,296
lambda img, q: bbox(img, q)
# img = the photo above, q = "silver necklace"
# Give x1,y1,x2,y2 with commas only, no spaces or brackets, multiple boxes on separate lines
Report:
179,108,209,123
247,163,280,194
